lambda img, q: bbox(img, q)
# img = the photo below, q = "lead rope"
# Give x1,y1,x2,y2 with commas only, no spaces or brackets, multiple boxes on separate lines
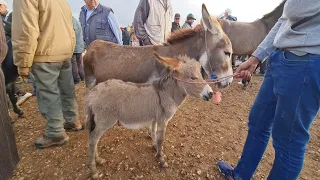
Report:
173,74,237,85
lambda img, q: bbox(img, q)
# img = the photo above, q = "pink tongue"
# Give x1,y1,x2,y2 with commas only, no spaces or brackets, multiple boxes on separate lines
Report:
213,91,222,105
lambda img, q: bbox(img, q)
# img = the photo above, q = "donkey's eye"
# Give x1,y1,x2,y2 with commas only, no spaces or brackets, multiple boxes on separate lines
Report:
191,77,199,80
224,52,231,57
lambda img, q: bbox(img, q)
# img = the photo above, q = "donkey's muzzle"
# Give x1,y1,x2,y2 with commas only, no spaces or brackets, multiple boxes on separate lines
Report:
200,84,213,101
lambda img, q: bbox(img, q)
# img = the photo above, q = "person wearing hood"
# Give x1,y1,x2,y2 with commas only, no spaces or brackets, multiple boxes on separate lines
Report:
221,8,237,21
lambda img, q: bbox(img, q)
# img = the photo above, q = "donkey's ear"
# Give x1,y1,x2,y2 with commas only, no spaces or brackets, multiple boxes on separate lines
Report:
154,53,181,71
202,4,222,35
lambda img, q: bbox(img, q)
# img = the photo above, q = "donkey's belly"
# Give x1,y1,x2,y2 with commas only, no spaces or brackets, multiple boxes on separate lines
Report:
119,121,152,130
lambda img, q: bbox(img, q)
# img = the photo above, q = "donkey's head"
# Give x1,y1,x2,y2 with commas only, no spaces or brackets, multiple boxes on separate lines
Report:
200,4,233,88
154,53,213,101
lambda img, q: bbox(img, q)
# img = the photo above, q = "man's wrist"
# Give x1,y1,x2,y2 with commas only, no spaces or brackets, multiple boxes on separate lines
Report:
249,56,261,65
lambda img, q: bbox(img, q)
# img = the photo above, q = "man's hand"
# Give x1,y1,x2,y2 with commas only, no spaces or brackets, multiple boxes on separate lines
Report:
235,56,260,81
17,67,30,83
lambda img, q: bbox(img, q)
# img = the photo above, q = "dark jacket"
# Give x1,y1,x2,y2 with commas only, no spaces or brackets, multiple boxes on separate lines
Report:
122,29,130,45
0,18,19,180
79,4,117,47
182,21,192,29
171,22,180,32
226,15,237,21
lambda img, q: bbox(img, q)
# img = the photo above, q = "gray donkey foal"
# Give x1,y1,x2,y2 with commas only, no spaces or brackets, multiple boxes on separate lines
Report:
86,54,213,179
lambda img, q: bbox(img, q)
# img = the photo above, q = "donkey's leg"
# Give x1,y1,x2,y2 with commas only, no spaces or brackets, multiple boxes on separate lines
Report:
148,120,157,139
95,143,106,165
6,83,23,117
155,121,168,168
88,127,106,179
150,121,158,150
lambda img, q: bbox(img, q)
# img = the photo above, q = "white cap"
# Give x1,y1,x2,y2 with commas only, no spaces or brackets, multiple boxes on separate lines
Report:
225,8,232,14
0,0,7,6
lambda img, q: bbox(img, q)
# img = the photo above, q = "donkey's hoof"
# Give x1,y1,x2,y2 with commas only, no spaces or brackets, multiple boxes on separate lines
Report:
161,162,169,168
18,111,24,118
91,173,99,179
96,158,106,165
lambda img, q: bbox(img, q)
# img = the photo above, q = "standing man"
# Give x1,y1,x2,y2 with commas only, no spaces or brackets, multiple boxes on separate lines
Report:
171,13,181,32
133,0,173,46
13,0,82,149
0,17,19,180
122,27,130,45
72,17,85,84
182,13,196,29
79,0,122,47
217,0,320,179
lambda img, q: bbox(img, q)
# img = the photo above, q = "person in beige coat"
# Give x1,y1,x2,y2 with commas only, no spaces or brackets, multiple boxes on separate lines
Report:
12,0,82,149
133,0,172,45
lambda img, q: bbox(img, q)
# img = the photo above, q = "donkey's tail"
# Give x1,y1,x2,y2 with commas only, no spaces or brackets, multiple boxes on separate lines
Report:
85,104,95,133
83,49,97,90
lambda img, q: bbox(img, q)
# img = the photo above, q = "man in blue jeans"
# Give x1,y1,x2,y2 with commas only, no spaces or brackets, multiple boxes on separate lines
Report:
218,0,320,179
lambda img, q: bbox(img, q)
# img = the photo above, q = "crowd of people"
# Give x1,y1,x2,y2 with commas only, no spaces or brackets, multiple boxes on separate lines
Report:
1,0,320,180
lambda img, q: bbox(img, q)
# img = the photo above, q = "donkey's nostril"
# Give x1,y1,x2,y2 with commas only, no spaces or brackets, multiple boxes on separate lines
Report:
209,91,213,98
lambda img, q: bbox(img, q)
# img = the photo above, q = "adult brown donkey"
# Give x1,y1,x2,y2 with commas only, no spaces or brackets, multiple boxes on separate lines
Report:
218,0,286,55
83,4,233,89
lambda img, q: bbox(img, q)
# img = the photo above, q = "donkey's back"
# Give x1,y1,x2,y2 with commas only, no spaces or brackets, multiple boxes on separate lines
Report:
83,41,165,89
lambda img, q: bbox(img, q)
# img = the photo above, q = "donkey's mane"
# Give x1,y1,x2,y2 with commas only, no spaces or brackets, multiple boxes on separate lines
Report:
152,72,175,91
262,0,286,20
167,24,203,45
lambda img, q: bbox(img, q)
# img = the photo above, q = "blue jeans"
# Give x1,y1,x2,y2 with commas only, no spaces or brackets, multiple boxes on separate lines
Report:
234,49,320,180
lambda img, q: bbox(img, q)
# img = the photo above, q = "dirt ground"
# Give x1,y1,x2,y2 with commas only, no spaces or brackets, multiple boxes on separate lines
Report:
9,76,320,180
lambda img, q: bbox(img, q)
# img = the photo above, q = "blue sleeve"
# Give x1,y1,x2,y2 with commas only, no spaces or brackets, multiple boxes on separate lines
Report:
108,12,123,45
252,17,285,61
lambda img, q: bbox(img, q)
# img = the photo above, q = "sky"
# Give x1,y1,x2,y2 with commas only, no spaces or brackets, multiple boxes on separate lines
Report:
6,0,283,26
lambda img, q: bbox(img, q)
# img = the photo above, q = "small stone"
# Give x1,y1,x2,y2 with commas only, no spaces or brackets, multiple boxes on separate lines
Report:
18,177,25,180
54,172,58,176
82,164,85,167
197,170,202,175
196,155,200,159
27,170,31,174
182,162,187,166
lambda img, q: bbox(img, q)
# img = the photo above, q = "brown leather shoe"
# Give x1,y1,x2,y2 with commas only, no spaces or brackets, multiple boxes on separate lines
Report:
35,133,69,149
64,121,83,131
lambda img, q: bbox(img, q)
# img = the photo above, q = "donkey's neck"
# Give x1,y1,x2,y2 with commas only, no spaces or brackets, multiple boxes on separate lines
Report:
167,33,204,61
154,77,187,112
